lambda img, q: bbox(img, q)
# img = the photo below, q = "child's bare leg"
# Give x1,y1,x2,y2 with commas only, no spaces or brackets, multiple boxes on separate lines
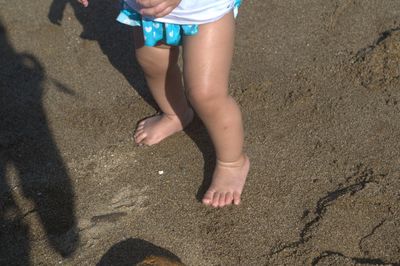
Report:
133,28,193,146
183,12,250,207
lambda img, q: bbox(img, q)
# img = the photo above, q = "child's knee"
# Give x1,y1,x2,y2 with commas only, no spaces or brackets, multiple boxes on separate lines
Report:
135,46,178,77
186,86,227,108
136,52,166,77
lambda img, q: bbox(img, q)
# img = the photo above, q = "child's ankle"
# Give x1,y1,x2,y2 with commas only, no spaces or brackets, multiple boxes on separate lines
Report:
216,153,247,168
164,107,192,119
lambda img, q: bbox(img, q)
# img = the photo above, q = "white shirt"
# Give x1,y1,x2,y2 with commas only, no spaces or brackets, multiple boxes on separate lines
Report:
125,0,235,25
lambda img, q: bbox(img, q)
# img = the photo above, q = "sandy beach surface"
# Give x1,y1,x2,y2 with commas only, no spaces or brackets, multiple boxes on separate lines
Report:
1,0,400,265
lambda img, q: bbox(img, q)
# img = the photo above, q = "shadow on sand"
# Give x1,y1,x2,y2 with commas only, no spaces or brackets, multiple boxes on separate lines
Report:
0,20,79,264
183,118,215,202
47,0,216,203
48,0,155,108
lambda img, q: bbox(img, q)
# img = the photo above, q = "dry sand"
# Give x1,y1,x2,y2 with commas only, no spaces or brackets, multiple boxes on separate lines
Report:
1,0,400,265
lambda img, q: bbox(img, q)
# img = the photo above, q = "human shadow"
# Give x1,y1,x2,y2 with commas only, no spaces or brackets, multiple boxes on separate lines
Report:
183,118,216,202
47,0,156,109
0,20,79,264
47,0,213,202
97,238,184,265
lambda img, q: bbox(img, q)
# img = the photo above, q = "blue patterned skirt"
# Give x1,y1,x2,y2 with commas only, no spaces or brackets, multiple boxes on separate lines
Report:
116,0,242,46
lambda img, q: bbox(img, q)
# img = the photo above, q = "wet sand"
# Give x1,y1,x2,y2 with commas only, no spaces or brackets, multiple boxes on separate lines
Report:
1,0,400,265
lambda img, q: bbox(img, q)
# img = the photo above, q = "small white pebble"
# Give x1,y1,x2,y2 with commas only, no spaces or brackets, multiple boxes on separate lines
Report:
158,170,164,175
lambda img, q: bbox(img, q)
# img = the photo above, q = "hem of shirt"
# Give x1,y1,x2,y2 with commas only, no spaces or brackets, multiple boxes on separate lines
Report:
152,6,234,25
123,0,235,25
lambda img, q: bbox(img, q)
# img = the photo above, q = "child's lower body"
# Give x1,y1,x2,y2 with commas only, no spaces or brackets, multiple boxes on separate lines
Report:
132,12,249,208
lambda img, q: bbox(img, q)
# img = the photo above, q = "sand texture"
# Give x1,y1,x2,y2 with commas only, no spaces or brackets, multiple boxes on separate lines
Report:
1,0,400,265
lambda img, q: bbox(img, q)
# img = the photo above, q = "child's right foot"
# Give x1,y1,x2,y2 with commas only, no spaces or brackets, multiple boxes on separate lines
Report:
202,154,250,208
134,108,194,146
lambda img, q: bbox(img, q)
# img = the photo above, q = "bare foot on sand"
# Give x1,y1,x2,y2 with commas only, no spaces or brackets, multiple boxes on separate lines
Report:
202,154,250,207
134,109,194,146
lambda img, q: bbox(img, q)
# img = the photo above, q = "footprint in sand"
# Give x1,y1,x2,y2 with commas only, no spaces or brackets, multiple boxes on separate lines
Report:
78,186,149,248
110,185,149,212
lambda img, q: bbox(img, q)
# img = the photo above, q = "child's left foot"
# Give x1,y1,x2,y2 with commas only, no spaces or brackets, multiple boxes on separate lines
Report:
202,154,250,207
134,109,194,146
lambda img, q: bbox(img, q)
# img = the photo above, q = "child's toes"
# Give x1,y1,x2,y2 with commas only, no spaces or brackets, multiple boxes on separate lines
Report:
138,120,146,127
133,133,142,143
225,192,233,206
212,193,221,208
134,127,144,137
233,191,241,205
136,124,145,131
202,190,214,205
134,132,147,144
218,193,227,207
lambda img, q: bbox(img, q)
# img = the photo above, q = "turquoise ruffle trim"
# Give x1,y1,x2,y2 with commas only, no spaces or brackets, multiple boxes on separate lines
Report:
117,0,242,46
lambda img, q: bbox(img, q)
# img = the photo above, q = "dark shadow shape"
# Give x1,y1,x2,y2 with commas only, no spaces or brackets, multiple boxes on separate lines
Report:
47,0,157,109
97,238,184,265
47,0,214,201
0,19,79,264
183,116,215,202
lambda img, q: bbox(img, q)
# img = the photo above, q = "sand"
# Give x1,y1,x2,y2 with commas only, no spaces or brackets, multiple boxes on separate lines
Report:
1,0,399,265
